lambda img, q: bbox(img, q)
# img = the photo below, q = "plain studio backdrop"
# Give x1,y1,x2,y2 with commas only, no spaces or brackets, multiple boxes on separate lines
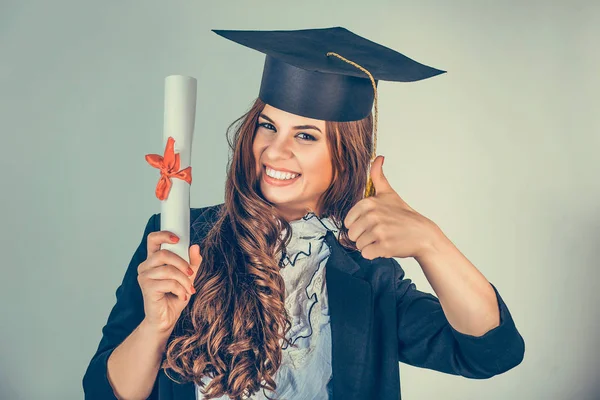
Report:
1,1,598,399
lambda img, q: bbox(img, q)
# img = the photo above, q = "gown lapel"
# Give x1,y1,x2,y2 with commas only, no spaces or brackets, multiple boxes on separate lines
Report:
323,229,373,399
170,375,195,399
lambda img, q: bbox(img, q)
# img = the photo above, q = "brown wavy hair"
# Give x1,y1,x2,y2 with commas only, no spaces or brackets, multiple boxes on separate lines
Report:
161,97,373,399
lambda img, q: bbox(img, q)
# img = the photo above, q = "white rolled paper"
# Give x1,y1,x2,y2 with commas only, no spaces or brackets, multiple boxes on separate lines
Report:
159,75,197,264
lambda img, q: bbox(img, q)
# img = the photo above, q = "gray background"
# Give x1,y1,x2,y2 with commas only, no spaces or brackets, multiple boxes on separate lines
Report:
1,1,598,399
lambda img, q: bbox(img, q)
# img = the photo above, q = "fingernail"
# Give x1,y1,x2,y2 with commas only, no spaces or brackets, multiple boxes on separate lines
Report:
184,294,188,301
190,286,196,294
187,267,193,276
170,234,179,243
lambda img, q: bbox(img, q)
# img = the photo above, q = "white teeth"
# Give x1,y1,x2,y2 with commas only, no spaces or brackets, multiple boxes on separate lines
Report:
266,167,298,180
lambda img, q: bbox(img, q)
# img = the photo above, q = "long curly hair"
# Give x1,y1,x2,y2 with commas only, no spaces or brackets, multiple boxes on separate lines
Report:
160,97,373,399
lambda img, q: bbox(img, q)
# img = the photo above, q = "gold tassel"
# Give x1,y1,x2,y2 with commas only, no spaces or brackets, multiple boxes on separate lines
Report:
326,52,378,198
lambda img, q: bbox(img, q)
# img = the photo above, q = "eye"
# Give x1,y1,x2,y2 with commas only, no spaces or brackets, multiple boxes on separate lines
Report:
297,132,316,141
258,122,275,130
257,122,316,142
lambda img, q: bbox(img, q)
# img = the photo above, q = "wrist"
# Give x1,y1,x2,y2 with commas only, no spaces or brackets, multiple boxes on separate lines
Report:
140,318,176,339
416,222,450,262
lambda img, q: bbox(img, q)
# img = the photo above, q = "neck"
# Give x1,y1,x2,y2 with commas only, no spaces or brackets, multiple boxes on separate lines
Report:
276,205,320,223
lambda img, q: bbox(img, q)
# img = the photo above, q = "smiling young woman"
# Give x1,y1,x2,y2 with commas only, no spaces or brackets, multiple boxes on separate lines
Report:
83,27,524,400
130,96,376,399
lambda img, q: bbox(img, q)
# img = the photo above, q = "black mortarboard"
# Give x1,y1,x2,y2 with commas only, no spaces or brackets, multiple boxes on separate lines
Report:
212,26,444,122
212,27,445,197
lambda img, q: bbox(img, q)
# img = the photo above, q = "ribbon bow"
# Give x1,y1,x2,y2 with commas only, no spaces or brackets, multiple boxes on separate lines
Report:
145,136,192,201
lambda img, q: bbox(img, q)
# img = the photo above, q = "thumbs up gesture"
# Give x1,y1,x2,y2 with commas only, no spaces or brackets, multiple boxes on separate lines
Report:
344,156,441,260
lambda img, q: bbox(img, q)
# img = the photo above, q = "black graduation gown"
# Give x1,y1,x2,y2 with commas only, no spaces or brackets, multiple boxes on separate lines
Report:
83,203,525,399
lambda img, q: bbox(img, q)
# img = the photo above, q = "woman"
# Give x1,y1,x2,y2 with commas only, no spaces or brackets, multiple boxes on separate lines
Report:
83,27,525,400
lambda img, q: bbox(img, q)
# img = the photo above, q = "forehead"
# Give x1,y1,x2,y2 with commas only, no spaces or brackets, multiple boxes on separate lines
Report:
261,104,326,128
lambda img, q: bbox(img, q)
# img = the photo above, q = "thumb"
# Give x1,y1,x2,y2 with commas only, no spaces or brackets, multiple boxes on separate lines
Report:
371,155,393,194
189,244,203,274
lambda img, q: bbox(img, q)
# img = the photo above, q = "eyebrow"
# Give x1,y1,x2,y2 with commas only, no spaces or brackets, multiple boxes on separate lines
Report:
259,113,322,134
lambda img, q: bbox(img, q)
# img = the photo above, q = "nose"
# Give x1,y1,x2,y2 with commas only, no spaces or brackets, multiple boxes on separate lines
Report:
264,132,294,159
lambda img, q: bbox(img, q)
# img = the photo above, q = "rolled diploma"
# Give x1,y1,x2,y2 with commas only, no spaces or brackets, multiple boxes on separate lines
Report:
159,75,197,264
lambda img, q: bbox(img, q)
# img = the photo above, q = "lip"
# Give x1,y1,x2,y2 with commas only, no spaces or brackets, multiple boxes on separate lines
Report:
262,166,302,186
263,164,301,175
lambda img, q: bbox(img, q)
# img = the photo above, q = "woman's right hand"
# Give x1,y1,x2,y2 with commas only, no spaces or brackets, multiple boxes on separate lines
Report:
137,231,202,334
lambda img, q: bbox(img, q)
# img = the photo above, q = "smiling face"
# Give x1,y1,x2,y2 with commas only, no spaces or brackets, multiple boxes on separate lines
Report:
252,104,333,222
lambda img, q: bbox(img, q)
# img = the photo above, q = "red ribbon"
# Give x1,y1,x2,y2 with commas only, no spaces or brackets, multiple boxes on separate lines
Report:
145,136,192,201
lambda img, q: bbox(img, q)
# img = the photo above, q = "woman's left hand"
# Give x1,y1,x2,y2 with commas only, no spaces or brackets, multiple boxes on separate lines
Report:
344,155,442,260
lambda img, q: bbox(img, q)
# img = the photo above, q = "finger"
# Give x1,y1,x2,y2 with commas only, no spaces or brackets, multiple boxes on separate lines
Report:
360,241,383,260
347,210,376,242
355,228,378,252
146,278,190,302
146,231,180,256
139,249,191,276
344,199,372,230
141,265,195,296
189,244,203,278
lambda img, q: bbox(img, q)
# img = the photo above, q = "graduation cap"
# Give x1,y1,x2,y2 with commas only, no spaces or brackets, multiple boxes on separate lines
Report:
212,26,445,197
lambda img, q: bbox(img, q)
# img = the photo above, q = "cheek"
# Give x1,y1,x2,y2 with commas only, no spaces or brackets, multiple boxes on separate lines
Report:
252,139,262,158
304,154,333,183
